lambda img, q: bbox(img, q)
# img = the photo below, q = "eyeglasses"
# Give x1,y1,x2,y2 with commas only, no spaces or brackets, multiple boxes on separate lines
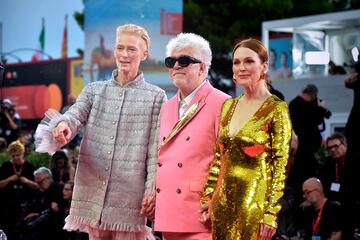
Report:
326,143,341,151
36,177,49,185
164,55,201,68
303,189,317,197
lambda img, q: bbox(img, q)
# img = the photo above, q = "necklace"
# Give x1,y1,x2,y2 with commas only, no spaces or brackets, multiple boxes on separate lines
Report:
12,161,24,176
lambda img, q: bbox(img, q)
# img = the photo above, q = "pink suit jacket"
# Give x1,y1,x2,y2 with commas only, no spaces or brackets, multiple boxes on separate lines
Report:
154,80,229,233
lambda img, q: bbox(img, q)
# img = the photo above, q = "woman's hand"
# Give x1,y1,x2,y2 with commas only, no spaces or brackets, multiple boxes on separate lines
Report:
258,223,276,240
19,176,29,184
8,174,19,182
140,193,155,220
199,202,212,226
24,212,39,221
52,121,72,145
51,202,59,212
345,73,358,88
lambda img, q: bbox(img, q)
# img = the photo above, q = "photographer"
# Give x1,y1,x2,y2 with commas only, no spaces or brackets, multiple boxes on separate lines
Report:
288,84,332,205
0,99,21,144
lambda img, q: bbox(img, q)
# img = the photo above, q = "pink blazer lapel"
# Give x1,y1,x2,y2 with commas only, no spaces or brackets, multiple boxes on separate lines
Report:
178,80,212,127
166,94,180,129
160,81,212,148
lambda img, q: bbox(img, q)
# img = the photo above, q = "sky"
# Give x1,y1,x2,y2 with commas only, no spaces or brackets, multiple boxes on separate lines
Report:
0,0,84,63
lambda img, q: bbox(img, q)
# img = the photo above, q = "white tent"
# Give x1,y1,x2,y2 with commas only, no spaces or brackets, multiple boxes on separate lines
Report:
261,10,360,138
263,9,360,77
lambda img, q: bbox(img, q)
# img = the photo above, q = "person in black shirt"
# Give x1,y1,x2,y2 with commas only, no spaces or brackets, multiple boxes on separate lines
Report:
288,84,332,199
319,133,347,203
297,177,342,240
50,151,75,188
0,140,37,238
0,99,21,144
17,167,63,240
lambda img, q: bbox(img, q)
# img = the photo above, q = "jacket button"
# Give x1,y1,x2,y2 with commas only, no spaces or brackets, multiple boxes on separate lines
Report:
186,136,190,141
177,163,183,167
156,188,160,193
163,136,166,141
158,162,162,167
176,188,181,194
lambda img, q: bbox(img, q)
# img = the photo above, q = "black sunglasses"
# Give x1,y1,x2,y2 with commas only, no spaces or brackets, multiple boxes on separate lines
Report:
165,55,201,68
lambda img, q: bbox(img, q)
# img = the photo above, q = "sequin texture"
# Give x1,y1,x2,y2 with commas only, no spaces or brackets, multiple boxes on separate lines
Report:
203,95,292,240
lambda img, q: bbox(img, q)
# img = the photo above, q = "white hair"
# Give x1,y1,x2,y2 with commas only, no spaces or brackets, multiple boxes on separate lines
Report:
166,33,212,75
34,166,52,178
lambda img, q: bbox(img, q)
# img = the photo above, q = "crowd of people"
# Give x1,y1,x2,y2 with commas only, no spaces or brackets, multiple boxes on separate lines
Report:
0,23,359,240
0,140,86,240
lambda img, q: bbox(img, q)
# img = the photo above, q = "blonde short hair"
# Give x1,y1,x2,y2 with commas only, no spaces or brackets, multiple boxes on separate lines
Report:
7,140,25,155
116,24,150,51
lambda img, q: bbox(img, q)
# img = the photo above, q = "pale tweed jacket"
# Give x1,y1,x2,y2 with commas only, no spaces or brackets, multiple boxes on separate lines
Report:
58,71,166,231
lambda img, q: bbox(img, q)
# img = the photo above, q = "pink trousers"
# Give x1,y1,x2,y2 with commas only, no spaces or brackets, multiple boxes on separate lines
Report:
162,232,212,240
86,226,154,240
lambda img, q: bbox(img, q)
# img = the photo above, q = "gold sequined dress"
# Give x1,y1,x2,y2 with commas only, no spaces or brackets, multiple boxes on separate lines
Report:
202,95,292,240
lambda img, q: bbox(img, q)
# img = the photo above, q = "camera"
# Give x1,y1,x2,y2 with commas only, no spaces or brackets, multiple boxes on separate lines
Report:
315,98,332,119
323,108,332,119
1,103,15,115
1,107,15,116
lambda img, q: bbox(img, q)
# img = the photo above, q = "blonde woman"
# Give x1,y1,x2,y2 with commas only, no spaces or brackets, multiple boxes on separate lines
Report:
0,140,37,236
35,24,167,240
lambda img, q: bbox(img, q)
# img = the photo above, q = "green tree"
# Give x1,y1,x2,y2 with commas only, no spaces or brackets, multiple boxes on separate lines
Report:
292,0,333,17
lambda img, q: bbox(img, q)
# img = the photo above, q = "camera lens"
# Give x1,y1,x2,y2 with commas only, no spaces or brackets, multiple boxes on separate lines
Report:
324,109,332,119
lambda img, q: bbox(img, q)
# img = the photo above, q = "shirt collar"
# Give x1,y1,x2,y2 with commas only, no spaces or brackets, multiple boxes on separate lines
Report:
178,80,206,105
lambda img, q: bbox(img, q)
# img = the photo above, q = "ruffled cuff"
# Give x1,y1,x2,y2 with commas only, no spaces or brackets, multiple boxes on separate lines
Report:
261,213,278,229
34,109,79,155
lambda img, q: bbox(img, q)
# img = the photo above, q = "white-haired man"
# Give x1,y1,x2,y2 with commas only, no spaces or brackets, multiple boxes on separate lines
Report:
151,33,229,239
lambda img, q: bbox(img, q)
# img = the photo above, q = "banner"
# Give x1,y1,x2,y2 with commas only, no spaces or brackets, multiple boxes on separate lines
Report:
84,0,183,95
69,58,84,96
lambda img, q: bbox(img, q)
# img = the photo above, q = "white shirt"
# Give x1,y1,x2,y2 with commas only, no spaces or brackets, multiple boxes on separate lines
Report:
178,80,206,119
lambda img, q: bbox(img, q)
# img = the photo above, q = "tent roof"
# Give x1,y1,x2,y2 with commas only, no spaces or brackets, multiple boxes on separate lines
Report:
262,9,360,48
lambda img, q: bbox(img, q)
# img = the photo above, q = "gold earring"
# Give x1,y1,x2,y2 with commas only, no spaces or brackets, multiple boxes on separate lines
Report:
260,72,266,79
